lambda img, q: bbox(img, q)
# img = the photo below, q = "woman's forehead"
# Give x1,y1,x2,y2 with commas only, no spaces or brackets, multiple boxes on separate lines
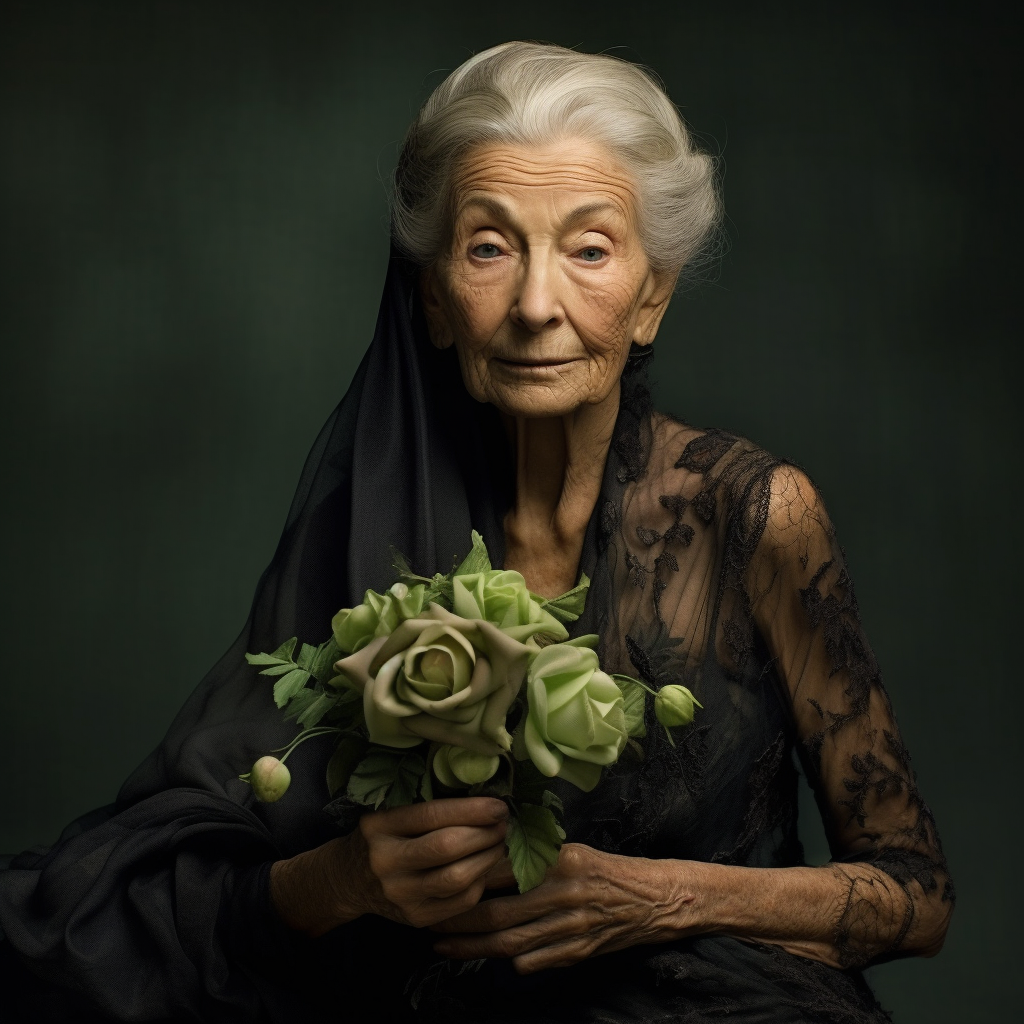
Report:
452,140,641,223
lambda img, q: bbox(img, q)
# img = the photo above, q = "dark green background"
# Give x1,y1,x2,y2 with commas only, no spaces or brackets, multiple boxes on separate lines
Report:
1,3,1016,1021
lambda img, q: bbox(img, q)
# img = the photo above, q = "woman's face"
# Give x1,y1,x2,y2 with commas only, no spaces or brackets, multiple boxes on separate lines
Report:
421,139,675,419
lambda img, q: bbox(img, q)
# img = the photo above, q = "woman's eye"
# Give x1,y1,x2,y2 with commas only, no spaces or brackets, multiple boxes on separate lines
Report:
471,243,502,259
578,246,605,262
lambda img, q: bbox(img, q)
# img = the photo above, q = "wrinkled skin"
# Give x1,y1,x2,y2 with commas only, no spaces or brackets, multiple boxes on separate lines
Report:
431,843,697,974
420,138,674,420
421,139,675,600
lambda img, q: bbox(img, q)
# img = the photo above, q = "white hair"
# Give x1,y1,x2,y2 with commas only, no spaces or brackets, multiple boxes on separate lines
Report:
391,41,722,283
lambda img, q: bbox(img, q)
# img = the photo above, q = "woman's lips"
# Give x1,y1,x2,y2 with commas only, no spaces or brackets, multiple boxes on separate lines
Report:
492,357,583,372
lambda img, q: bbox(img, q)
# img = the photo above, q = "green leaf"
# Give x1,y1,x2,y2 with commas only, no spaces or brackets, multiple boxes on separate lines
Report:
296,643,319,671
259,663,301,677
309,638,343,684
423,574,454,608
322,688,364,729
453,530,491,576
270,637,297,662
281,688,319,722
246,651,289,667
390,546,414,577
326,735,369,798
347,748,427,810
506,803,565,893
273,668,311,708
295,692,340,729
540,573,591,624
541,788,564,815
614,676,648,739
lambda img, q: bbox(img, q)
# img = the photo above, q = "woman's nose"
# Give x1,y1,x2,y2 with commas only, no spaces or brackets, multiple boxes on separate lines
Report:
509,256,564,332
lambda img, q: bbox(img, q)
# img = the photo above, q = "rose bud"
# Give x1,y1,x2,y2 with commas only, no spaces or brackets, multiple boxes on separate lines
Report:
654,685,702,728
250,755,292,802
433,744,500,787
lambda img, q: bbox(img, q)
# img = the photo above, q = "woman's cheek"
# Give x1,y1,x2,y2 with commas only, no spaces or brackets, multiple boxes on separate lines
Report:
452,282,508,348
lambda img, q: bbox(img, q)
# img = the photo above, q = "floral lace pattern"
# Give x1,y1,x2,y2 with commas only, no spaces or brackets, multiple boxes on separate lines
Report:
558,357,953,972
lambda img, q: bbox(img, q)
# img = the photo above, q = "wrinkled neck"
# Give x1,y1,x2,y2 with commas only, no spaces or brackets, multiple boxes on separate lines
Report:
501,382,619,597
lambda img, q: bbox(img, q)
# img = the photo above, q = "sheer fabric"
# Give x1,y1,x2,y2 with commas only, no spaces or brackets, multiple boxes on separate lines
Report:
0,253,951,1023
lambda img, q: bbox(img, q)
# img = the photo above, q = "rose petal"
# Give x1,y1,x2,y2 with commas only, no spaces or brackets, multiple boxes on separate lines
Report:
363,674,422,748
333,635,389,692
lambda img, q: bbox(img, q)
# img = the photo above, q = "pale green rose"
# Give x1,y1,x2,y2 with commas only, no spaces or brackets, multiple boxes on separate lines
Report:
333,605,532,755
332,583,427,653
655,684,702,728
520,644,628,792
453,570,568,643
249,755,291,803
432,744,501,787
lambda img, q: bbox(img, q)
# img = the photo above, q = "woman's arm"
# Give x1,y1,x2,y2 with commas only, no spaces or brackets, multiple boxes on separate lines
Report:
430,465,952,973
431,843,934,973
745,465,953,965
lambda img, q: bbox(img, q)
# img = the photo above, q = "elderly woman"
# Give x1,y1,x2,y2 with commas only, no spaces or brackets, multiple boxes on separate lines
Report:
0,41,951,1024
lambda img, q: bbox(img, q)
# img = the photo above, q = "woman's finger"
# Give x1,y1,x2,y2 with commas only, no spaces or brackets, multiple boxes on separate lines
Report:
399,822,507,871
482,855,516,890
364,797,508,839
512,934,596,974
418,843,508,898
433,907,587,960
431,884,564,934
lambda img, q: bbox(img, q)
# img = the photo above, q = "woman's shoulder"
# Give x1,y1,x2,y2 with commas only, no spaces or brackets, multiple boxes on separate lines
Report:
646,410,790,498
640,411,831,552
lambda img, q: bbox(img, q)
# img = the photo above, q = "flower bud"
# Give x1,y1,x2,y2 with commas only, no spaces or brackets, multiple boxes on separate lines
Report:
250,755,291,802
432,744,500,787
448,746,500,785
654,685,702,728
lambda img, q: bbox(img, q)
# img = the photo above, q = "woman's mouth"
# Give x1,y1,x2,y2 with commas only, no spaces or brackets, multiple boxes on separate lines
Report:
492,357,583,371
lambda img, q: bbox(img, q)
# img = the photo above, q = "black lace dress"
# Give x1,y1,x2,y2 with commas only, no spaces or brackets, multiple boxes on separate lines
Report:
0,255,952,1023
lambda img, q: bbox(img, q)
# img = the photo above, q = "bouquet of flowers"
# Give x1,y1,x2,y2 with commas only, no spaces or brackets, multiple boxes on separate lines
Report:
240,532,700,892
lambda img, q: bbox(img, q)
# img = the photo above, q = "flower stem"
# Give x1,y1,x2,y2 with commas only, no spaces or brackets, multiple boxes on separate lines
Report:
271,726,344,765
611,673,657,696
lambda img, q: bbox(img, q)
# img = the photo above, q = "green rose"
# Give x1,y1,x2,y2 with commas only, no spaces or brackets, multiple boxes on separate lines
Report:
333,605,532,755
432,743,501,787
654,684,702,728
453,569,568,642
332,582,427,653
520,644,628,792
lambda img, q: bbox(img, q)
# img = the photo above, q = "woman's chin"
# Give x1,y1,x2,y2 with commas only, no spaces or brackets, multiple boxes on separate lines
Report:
485,390,596,420
474,377,614,420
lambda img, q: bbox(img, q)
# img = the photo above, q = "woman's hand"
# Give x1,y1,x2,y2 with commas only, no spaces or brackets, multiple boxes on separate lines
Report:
430,842,701,973
270,797,509,937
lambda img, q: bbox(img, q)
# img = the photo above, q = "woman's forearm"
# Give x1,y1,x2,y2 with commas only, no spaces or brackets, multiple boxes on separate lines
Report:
681,860,941,967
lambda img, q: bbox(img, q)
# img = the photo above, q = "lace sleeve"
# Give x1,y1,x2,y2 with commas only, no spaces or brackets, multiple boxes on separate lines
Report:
746,465,954,967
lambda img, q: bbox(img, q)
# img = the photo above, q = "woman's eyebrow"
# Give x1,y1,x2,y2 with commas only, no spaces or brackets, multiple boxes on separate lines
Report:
458,196,623,229
560,201,622,229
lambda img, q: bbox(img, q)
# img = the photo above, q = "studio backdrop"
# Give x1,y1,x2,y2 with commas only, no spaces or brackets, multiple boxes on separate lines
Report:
0,4,1017,1022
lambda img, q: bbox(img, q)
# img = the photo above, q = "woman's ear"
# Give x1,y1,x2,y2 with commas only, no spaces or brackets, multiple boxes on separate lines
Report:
419,267,455,350
632,269,677,347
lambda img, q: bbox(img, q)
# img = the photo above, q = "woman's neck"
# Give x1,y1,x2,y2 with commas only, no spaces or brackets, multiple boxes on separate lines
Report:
501,382,619,598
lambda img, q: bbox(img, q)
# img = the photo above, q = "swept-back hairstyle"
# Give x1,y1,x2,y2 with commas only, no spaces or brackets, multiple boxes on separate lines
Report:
391,40,722,282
